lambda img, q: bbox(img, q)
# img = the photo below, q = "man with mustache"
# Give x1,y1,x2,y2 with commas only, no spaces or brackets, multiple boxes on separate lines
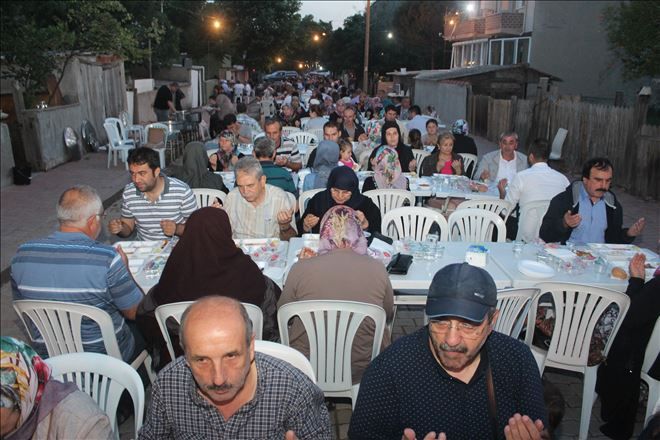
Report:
139,296,331,439
540,157,645,244
349,263,548,440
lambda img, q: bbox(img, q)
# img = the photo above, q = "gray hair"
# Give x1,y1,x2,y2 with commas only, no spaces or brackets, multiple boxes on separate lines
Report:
56,185,103,226
179,296,254,352
498,131,518,142
253,137,276,159
234,156,264,180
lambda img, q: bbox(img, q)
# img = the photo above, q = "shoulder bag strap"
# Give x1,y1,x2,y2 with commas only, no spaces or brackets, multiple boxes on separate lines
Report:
486,364,499,439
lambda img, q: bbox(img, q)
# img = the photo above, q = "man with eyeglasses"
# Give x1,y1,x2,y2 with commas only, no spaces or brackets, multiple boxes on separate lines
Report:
11,185,144,363
349,263,548,440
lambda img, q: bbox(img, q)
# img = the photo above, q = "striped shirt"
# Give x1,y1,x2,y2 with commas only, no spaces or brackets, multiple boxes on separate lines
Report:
10,231,143,361
275,138,302,164
139,354,332,440
225,184,296,239
121,176,196,241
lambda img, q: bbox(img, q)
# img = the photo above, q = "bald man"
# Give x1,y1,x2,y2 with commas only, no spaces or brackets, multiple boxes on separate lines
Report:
139,296,331,439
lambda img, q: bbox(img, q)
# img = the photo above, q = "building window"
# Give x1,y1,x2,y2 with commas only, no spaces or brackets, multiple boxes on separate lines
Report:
451,39,489,68
488,37,531,66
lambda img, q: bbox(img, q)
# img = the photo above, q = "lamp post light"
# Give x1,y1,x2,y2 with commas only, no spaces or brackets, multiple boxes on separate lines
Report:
207,17,221,79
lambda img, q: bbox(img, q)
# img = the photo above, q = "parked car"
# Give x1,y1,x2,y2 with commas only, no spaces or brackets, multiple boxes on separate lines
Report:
306,70,330,78
263,71,299,82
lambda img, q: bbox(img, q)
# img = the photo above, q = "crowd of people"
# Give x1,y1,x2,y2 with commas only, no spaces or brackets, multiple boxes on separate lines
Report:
5,74,657,439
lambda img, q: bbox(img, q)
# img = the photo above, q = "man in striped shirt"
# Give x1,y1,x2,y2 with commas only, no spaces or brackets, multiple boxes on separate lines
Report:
264,119,302,172
109,147,196,241
11,185,143,361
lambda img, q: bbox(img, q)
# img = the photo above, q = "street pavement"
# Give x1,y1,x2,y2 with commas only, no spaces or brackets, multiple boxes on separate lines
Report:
1,139,657,439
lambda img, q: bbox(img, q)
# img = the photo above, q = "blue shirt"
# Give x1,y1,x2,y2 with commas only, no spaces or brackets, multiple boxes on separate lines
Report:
11,231,143,361
569,185,607,244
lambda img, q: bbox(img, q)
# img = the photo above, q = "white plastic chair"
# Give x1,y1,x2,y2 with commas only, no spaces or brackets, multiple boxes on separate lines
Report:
12,300,155,384
281,126,301,138
525,283,631,440
299,188,324,214
106,117,136,148
448,208,507,242
364,189,415,217
458,153,478,179
192,188,226,208
198,120,211,141
549,128,568,160
145,122,176,164
381,207,449,241
299,117,311,131
288,131,319,146
412,149,430,175
456,199,513,224
303,144,318,167
642,317,660,426
143,123,169,168
254,340,316,382
494,288,539,339
517,200,551,243
154,301,263,361
308,127,325,142
46,352,144,438
277,300,387,408
103,122,135,169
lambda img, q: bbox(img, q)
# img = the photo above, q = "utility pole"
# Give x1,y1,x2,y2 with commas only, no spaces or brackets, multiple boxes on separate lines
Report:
362,0,371,94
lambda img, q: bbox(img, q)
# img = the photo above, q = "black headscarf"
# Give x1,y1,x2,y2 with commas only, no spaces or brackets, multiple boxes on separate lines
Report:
380,120,405,149
324,166,364,209
370,120,415,172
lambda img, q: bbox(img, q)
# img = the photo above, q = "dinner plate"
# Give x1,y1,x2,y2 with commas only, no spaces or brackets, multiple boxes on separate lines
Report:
517,260,555,279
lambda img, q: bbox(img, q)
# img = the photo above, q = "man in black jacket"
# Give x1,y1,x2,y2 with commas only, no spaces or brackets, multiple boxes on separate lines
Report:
539,157,645,244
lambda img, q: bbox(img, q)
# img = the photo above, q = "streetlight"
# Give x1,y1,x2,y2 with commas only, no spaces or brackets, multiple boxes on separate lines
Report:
206,17,221,80
387,31,393,39
313,34,320,42
276,57,283,64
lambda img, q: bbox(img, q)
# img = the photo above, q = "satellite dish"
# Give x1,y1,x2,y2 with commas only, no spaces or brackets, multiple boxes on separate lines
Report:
64,127,81,161
81,120,100,152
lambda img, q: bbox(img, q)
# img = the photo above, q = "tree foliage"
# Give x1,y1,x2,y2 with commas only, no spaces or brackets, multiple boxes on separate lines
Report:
603,1,660,79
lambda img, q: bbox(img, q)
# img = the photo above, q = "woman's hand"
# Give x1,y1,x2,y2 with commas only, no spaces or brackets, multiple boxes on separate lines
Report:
356,210,369,230
451,159,462,173
303,214,320,232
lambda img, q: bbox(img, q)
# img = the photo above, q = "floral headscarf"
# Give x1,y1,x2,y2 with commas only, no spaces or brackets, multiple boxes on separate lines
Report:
451,119,469,136
318,205,368,256
0,337,50,431
373,146,407,190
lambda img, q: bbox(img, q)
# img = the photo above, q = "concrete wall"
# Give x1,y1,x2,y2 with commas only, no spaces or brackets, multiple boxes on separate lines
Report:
21,104,83,171
414,80,467,126
1,123,15,187
529,1,646,104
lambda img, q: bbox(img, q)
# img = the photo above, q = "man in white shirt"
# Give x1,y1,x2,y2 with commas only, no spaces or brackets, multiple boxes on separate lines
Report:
475,131,528,185
499,138,570,242
233,80,245,103
224,157,297,240
405,105,431,137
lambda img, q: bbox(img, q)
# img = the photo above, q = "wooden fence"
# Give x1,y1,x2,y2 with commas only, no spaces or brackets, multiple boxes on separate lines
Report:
467,92,659,200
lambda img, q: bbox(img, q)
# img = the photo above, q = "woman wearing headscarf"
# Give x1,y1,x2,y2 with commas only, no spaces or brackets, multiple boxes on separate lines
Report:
451,119,478,179
208,130,240,172
136,208,279,370
0,337,113,439
298,166,381,235
302,140,339,191
362,146,409,192
178,142,227,193
367,120,416,173
280,206,393,384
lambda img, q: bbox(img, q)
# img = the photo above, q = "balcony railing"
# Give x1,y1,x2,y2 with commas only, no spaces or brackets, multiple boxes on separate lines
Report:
484,12,524,36
444,17,484,42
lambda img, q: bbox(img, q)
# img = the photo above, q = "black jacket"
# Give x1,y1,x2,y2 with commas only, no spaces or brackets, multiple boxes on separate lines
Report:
539,181,633,244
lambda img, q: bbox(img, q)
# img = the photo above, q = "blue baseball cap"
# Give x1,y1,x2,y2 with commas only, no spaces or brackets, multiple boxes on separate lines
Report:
425,263,497,322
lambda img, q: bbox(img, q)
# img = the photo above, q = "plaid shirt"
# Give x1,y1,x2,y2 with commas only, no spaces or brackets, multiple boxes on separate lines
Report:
139,354,331,440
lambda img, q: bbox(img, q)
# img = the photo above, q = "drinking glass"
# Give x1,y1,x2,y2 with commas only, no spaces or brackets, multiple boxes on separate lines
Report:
425,234,439,260
512,240,524,256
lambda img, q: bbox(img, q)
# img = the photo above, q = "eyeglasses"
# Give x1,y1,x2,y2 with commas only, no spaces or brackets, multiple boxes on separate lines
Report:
428,318,490,339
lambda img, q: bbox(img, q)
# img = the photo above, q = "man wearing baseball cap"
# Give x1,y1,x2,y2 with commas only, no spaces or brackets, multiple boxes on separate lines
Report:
349,263,548,440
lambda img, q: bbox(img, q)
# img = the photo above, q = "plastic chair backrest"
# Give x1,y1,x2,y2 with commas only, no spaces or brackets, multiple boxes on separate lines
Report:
299,117,310,130
550,128,568,160
494,288,539,339
277,300,386,397
192,188,226,208
517,200,551,243
46,352,145,437
198,120,211,140
456,199,513,223
308,128,325,142
288,131,319,146
298,188,324,214
145,125,166,146
154,301,263,361
530,283,630,369
254,340,316,382
103,122,123,148
105,117,130,143
641,317,660,426
448,208,507,242
381,206,449,241
413,150,430,175
13,300,123,359
303,144,318,167
364,189,415,217
281,126,301,138
458,153,478,179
